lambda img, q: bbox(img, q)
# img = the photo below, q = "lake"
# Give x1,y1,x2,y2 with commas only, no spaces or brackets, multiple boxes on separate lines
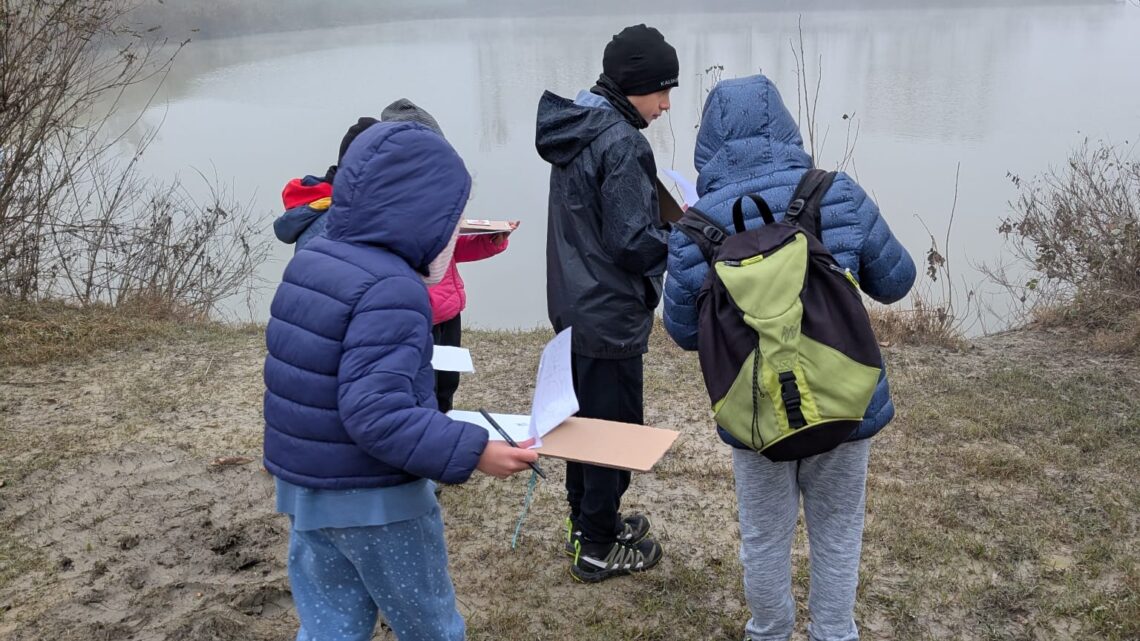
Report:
119,1,1140,331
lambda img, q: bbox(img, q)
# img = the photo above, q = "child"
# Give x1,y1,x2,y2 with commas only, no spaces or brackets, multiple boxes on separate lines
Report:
535,24,676,582
274,100,517,413
263,120,538,641
663,74,916,641
379,99,518,412
273,117,376,253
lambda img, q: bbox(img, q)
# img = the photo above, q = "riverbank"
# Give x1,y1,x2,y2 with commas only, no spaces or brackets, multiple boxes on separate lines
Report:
0,314,1136,640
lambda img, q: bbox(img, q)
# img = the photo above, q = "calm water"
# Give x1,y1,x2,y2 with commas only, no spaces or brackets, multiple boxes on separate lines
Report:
120,2,1140,330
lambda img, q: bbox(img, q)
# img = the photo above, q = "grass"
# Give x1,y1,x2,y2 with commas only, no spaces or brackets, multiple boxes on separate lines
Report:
867,298,967,350
0,298,259,367
0,310,1137,639
1032,306,1140,356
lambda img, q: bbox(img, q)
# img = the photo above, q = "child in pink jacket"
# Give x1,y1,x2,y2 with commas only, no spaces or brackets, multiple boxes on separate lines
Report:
429,226,516,412
378,99,519,412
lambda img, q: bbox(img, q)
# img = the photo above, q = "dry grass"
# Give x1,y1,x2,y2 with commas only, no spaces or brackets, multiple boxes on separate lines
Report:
868,299,966,351
0,314,1137,640
0,298,258,367
1029,307,1140,357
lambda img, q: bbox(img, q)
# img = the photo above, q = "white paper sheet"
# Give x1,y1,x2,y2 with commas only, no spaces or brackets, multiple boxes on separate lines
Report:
447,410,532,443
431,346,474,373
662,169,699,207
526,327,579,447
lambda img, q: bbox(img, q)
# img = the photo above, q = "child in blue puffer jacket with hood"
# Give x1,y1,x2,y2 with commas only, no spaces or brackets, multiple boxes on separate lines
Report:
664,74,916,641
263,120,537,641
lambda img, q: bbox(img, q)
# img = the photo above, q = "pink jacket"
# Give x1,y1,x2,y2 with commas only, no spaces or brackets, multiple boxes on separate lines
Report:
429,234,509,325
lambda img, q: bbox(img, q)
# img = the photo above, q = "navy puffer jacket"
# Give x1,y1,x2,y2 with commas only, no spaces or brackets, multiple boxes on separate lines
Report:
664,75,916,443
263,121,489,489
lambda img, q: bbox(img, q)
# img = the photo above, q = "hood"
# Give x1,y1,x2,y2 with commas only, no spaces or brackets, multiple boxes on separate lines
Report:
695,74,813,196
535,90,625,167
281,175,332,210
323,121,470,272
274,204,326,244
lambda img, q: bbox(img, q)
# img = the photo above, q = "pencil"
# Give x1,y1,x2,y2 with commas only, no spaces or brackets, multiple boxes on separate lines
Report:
478,408,548,480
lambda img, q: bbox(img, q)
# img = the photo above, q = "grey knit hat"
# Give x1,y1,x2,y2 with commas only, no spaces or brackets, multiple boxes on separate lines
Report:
380,98,444,138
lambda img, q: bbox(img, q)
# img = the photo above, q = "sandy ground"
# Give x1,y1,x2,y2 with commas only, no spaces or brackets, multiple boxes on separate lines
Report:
0,325,1136,640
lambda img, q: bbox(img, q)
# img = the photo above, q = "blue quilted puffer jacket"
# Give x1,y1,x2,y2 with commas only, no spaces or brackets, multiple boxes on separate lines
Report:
663,74,916,444
262,121,489,489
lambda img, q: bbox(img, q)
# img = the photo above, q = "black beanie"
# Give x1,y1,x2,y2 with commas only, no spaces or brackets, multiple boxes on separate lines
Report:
602,24,679,96
338,116,379,163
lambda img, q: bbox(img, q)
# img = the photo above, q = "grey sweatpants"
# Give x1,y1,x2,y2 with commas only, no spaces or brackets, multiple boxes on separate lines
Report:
733,438,871,641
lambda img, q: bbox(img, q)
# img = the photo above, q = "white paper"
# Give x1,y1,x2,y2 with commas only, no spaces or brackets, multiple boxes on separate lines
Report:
447,410,532,443
663,169,699,207
527,327,579,447
431,346,474,373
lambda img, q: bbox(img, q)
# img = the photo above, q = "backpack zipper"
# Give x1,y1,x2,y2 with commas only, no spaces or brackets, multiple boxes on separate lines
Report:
828,264,861,289
717,230,803,268
722,254,765,268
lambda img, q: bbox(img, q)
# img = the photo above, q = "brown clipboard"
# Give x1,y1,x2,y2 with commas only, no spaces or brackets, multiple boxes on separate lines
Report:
656,177,686,224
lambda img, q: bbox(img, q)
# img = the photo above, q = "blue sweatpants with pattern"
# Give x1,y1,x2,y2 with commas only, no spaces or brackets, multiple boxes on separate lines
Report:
287,506,465,641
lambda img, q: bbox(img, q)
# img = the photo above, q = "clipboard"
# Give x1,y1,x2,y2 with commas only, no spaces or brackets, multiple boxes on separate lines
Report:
459,219,514,235
656,177,685,224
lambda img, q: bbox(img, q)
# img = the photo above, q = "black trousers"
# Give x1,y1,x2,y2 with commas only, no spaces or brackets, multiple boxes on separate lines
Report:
431,313,462,414
565,352,644,544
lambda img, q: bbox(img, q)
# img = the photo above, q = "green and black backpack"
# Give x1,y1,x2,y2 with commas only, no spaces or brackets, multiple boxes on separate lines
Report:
674,170,882,461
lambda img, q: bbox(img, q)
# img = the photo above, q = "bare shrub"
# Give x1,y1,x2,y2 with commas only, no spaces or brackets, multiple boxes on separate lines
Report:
49,169,269,319
995,140,1139,346
0,0,268,318
1,0,169,297
790,15,860,173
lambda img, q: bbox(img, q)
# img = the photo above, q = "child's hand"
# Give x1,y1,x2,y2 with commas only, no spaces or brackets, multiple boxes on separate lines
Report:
489,221,520,247
477,440,539,479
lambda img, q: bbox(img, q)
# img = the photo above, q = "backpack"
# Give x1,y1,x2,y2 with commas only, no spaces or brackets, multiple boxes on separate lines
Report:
674,170,883,461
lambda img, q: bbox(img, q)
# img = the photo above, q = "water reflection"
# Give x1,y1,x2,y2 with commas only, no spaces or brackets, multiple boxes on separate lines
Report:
115,3,1139,330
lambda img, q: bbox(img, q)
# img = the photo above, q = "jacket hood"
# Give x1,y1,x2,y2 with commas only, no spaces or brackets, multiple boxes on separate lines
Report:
274,205,326,244
695,74,813,195
324,121,470,272
535,91,626,167
281,176,332,210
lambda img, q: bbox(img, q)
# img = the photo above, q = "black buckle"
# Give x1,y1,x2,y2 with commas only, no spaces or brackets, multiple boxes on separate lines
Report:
785,198,806,219
778,371,806,427
703,225,726,244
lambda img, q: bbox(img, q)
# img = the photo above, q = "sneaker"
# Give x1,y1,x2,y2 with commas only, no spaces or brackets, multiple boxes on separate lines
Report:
570,535,663,583
564,514,651,556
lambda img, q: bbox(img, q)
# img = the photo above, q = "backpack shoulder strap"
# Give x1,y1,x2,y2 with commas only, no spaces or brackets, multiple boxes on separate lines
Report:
674,206,729,264
785,169,837,241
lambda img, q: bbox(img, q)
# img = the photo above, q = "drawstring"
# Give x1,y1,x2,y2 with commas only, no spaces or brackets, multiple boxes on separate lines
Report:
510,470,540,550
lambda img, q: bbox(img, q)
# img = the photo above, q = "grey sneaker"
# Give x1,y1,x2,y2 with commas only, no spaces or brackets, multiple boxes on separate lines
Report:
570,535,663,583
564,514,652,557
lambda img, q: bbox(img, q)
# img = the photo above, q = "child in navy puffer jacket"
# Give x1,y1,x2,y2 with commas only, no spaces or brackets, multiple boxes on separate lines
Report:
263,120,536,641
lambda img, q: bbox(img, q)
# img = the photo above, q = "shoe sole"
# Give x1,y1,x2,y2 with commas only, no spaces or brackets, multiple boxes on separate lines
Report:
568,549,663,584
